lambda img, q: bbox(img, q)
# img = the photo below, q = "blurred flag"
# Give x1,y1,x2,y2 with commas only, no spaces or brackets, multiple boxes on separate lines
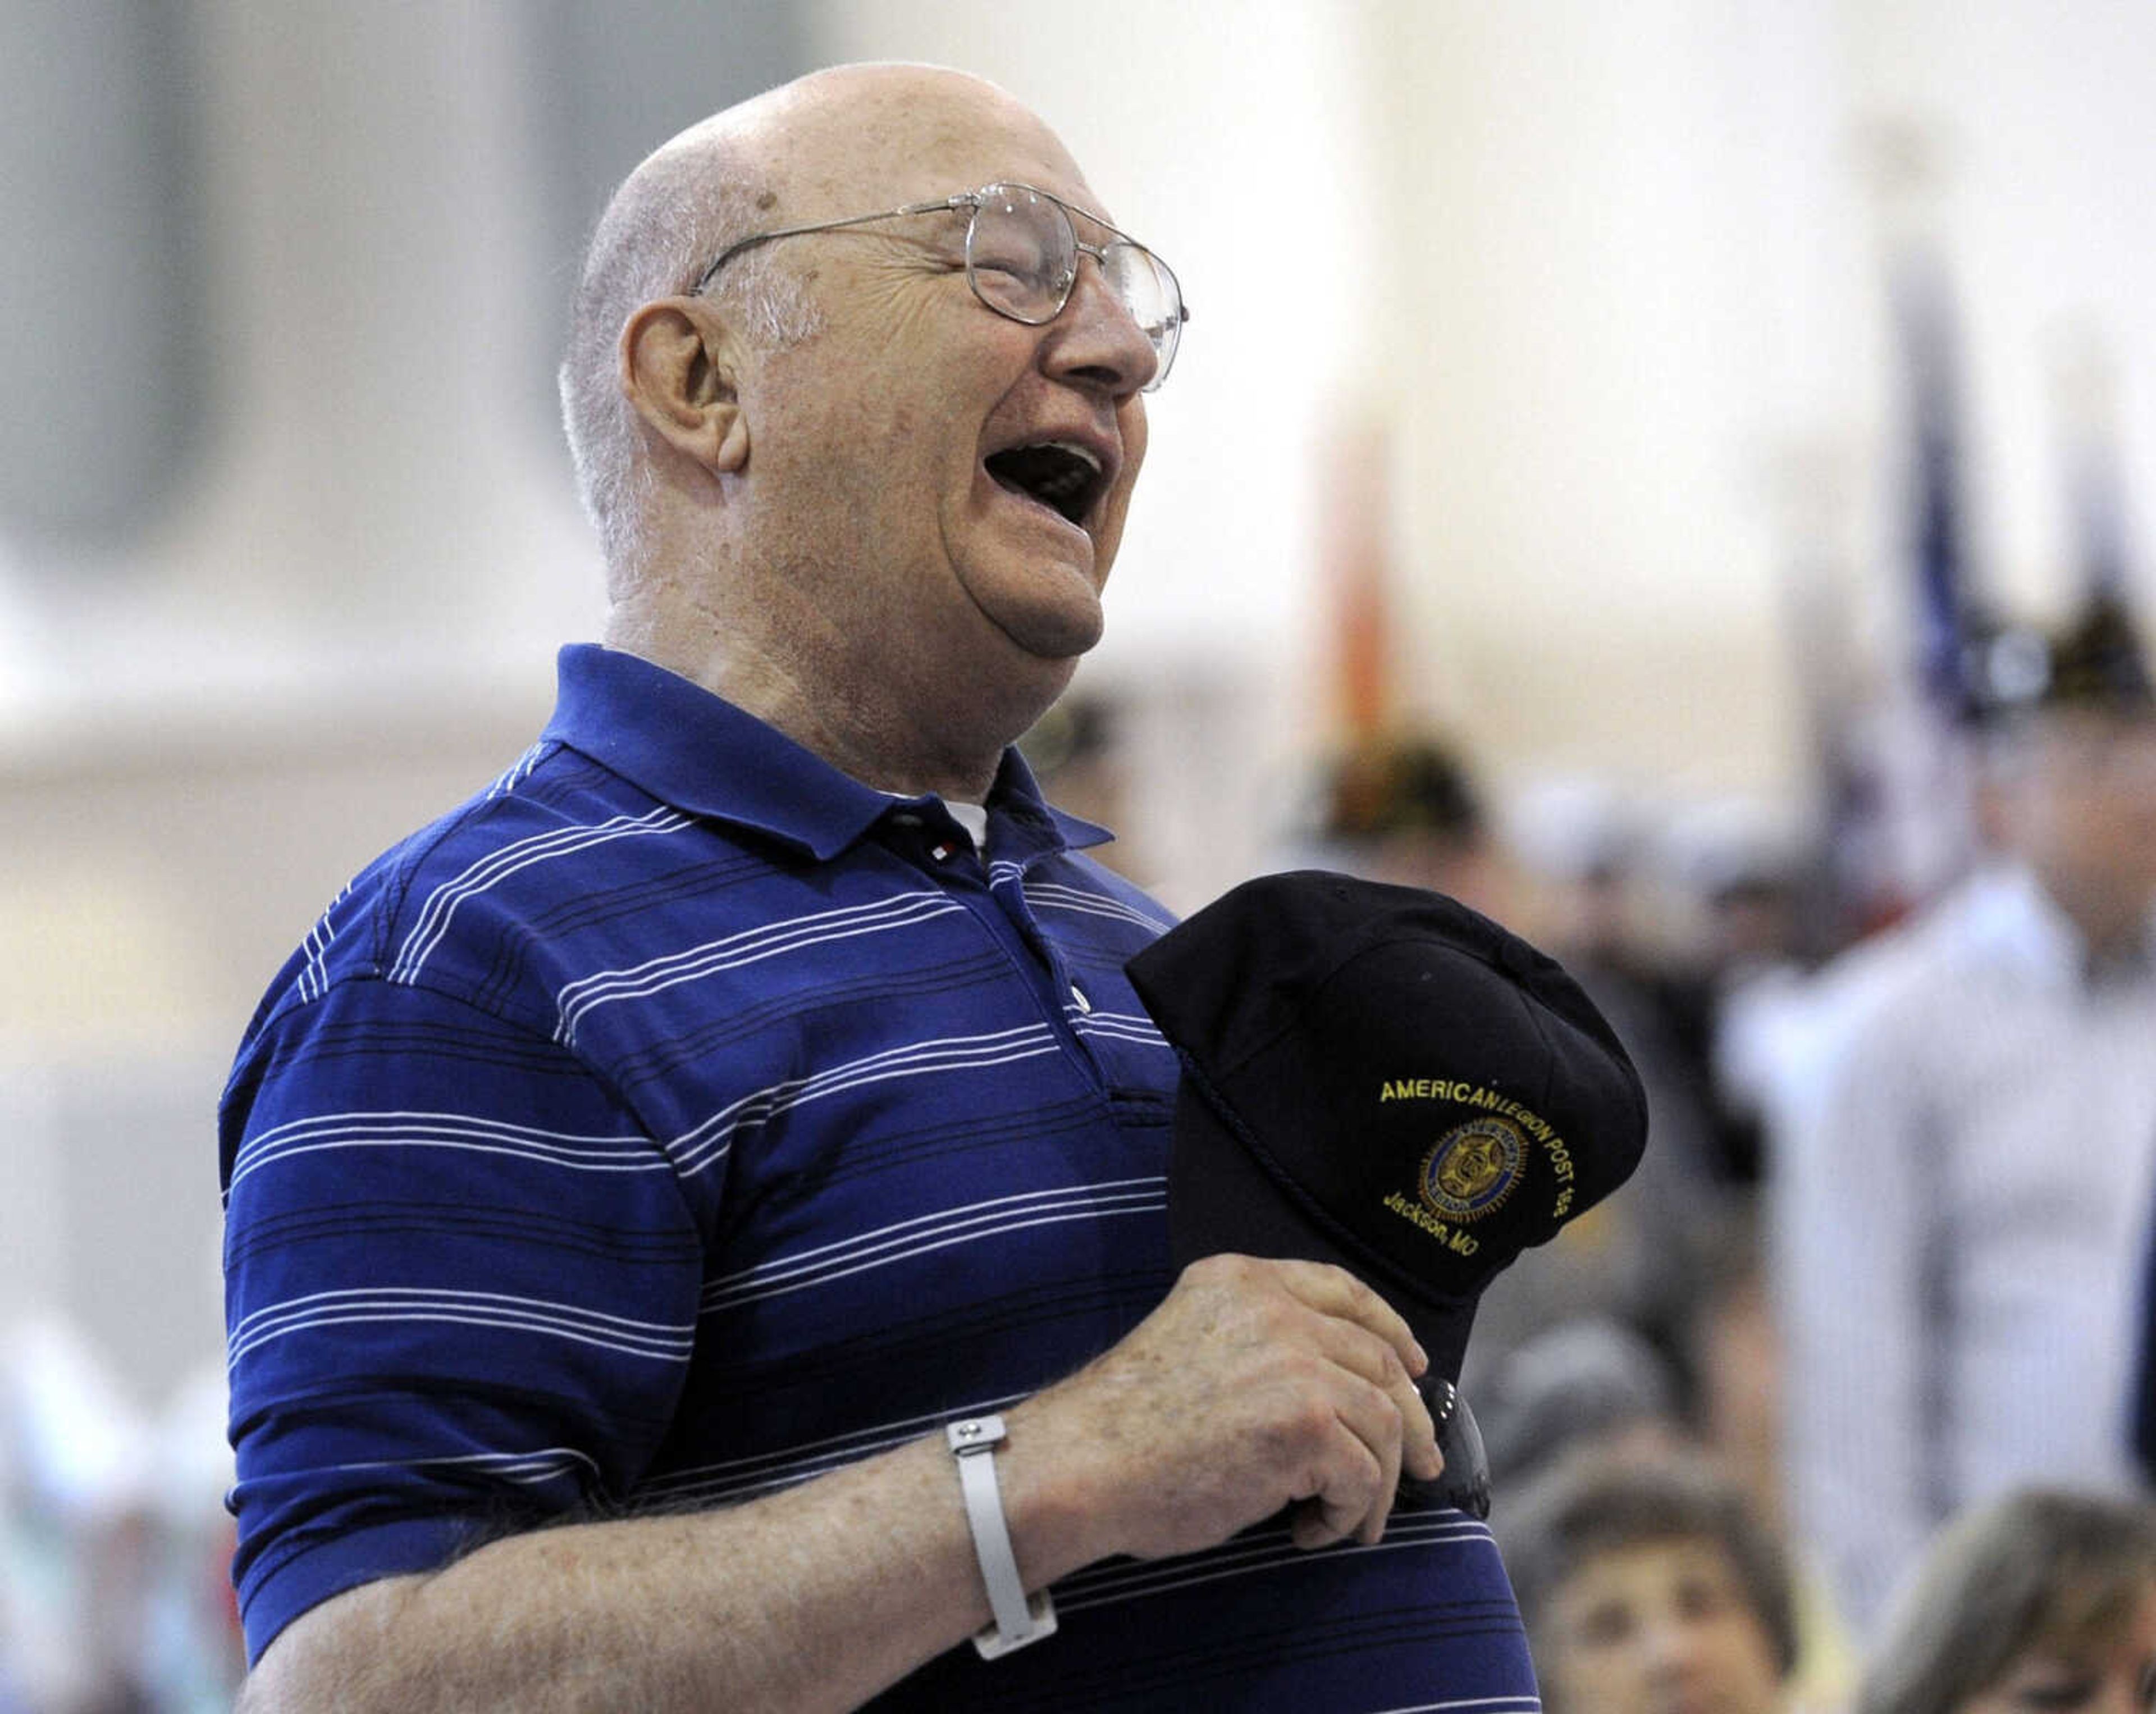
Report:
2052,325,2134,604
2073,441,2132,601
1889,250,1984,719
1823,244,1989,929
1318,408,1394,740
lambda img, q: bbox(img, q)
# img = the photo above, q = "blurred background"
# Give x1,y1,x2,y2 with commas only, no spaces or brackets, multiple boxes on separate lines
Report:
4,0,2153,1705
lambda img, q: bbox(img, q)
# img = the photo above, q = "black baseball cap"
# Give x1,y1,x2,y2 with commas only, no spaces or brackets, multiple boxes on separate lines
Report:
1966,591,2156,725
1125,870,1648,1384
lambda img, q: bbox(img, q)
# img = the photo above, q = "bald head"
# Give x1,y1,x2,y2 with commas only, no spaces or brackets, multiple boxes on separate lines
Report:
557,66,1088,581
694,63,1078,213
733,63,1095,216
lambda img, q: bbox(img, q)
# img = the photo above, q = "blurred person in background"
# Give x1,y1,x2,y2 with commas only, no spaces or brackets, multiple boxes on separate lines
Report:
1511,781,1819,1193
140,1354,244,1711
1476,1316,1689,1493
1501,774,1644,968
1676,1205,1788,1535
0,1315,161,1713
1855,1488,2156,1714
1309,730,1512,914
1773,592,2156,1638
214,63,1539,1713
1481,1292,1854,1711
1496,792,1809,1560
1461,769,1733,1391
1311,740,1845,1681
1497,1452,1800,1714
1656,797,1820,1190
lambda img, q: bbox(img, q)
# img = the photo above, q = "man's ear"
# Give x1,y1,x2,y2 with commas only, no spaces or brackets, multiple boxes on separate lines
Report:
620,299,751,475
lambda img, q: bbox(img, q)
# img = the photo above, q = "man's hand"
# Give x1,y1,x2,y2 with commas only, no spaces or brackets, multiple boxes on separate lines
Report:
240,1253,1445,1713
1007,1253,1444,1566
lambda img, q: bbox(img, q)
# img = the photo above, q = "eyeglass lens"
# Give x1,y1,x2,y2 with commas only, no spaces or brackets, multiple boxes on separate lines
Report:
965,185,1182,386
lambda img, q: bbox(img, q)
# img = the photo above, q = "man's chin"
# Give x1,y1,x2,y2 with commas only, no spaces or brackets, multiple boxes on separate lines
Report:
970,576,1107,664
1007,605,1105,663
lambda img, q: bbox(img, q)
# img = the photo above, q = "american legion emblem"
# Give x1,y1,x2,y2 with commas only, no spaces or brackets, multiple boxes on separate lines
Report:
1418,1115,1526,1223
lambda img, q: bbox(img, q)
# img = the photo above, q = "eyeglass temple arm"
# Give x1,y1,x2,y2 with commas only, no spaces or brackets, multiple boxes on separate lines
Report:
692,194,975,295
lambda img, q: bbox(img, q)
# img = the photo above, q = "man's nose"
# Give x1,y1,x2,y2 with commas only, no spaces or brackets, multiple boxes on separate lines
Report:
1638,1611,1710,1681
1041,255,1159,395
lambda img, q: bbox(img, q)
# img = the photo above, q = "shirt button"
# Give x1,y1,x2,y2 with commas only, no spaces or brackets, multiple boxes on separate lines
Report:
1071,983,1093,1014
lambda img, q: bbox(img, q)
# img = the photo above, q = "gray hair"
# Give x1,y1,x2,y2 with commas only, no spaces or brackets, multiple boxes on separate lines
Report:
1857,1488,2156,1714
556,124,823,583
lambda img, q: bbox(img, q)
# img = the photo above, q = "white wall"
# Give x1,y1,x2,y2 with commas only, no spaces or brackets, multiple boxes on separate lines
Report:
1847,0,2156,614
1364,0,2156,808
1371,0,1872,799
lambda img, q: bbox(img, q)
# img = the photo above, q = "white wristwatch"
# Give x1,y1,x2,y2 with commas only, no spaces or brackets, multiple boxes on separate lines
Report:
946,1415,1058,1658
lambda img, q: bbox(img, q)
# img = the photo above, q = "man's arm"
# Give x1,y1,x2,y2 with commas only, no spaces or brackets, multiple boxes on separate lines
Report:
241,1253,1442,1713
1768,992,1937,1635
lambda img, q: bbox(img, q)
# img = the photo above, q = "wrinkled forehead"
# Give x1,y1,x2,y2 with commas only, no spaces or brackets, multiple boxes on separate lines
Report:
2026,704,2156,753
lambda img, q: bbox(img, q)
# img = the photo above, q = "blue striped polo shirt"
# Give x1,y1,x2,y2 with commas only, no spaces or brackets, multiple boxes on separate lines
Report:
219,642,1538,1710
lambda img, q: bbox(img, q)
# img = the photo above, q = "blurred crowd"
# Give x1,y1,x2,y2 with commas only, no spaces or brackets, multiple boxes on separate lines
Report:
1230,582,2156,1713
7,597,2155,1709
1032,580,2156,1712
0,1323,237,1711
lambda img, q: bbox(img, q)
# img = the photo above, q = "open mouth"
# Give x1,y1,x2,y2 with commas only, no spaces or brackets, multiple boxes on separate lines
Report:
984,440,1106,527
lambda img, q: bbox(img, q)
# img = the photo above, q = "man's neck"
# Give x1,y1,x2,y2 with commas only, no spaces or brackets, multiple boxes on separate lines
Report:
602,610,1007,804
2025,861,2156,975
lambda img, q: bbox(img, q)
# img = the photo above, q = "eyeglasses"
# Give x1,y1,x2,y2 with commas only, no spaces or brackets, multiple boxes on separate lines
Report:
692,181,1187,391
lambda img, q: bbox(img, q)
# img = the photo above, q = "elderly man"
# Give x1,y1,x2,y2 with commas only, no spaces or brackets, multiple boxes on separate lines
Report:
221,65,1538,1711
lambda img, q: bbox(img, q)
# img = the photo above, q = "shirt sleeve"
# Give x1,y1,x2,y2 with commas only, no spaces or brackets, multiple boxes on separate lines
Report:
1768,992,1939,1636
219,975,702,1665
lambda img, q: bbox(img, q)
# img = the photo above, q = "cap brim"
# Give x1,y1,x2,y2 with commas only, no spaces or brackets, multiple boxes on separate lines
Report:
1167,1077,1480,1383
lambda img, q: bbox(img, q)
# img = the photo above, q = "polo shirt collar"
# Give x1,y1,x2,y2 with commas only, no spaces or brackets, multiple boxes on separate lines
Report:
541,644,1111,861
1958,862,2156,993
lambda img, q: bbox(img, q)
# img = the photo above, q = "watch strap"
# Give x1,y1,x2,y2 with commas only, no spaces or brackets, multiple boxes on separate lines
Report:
946,1414,1057,1658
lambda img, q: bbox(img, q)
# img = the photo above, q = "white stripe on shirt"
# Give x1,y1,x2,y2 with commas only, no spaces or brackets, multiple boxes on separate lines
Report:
663,1025,1063,1180
391,806,694,984
553,890,966,1045
230,1109,668,1187
700,1178,1167,1312
1024,880,1173,935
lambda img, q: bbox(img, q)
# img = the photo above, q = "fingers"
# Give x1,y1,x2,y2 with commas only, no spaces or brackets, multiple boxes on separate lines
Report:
1318,1371,1403,1546
1274,1258,1429,1379
1304,1312,1444,1488
1259,1259,1442,1487
1290,1437,1383,1550
1210,1256,1444,1546
1031,1254,1449,1565
1278,1361,1423,1548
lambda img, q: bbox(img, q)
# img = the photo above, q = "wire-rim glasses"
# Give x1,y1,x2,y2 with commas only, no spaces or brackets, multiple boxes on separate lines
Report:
691,181,1186,391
